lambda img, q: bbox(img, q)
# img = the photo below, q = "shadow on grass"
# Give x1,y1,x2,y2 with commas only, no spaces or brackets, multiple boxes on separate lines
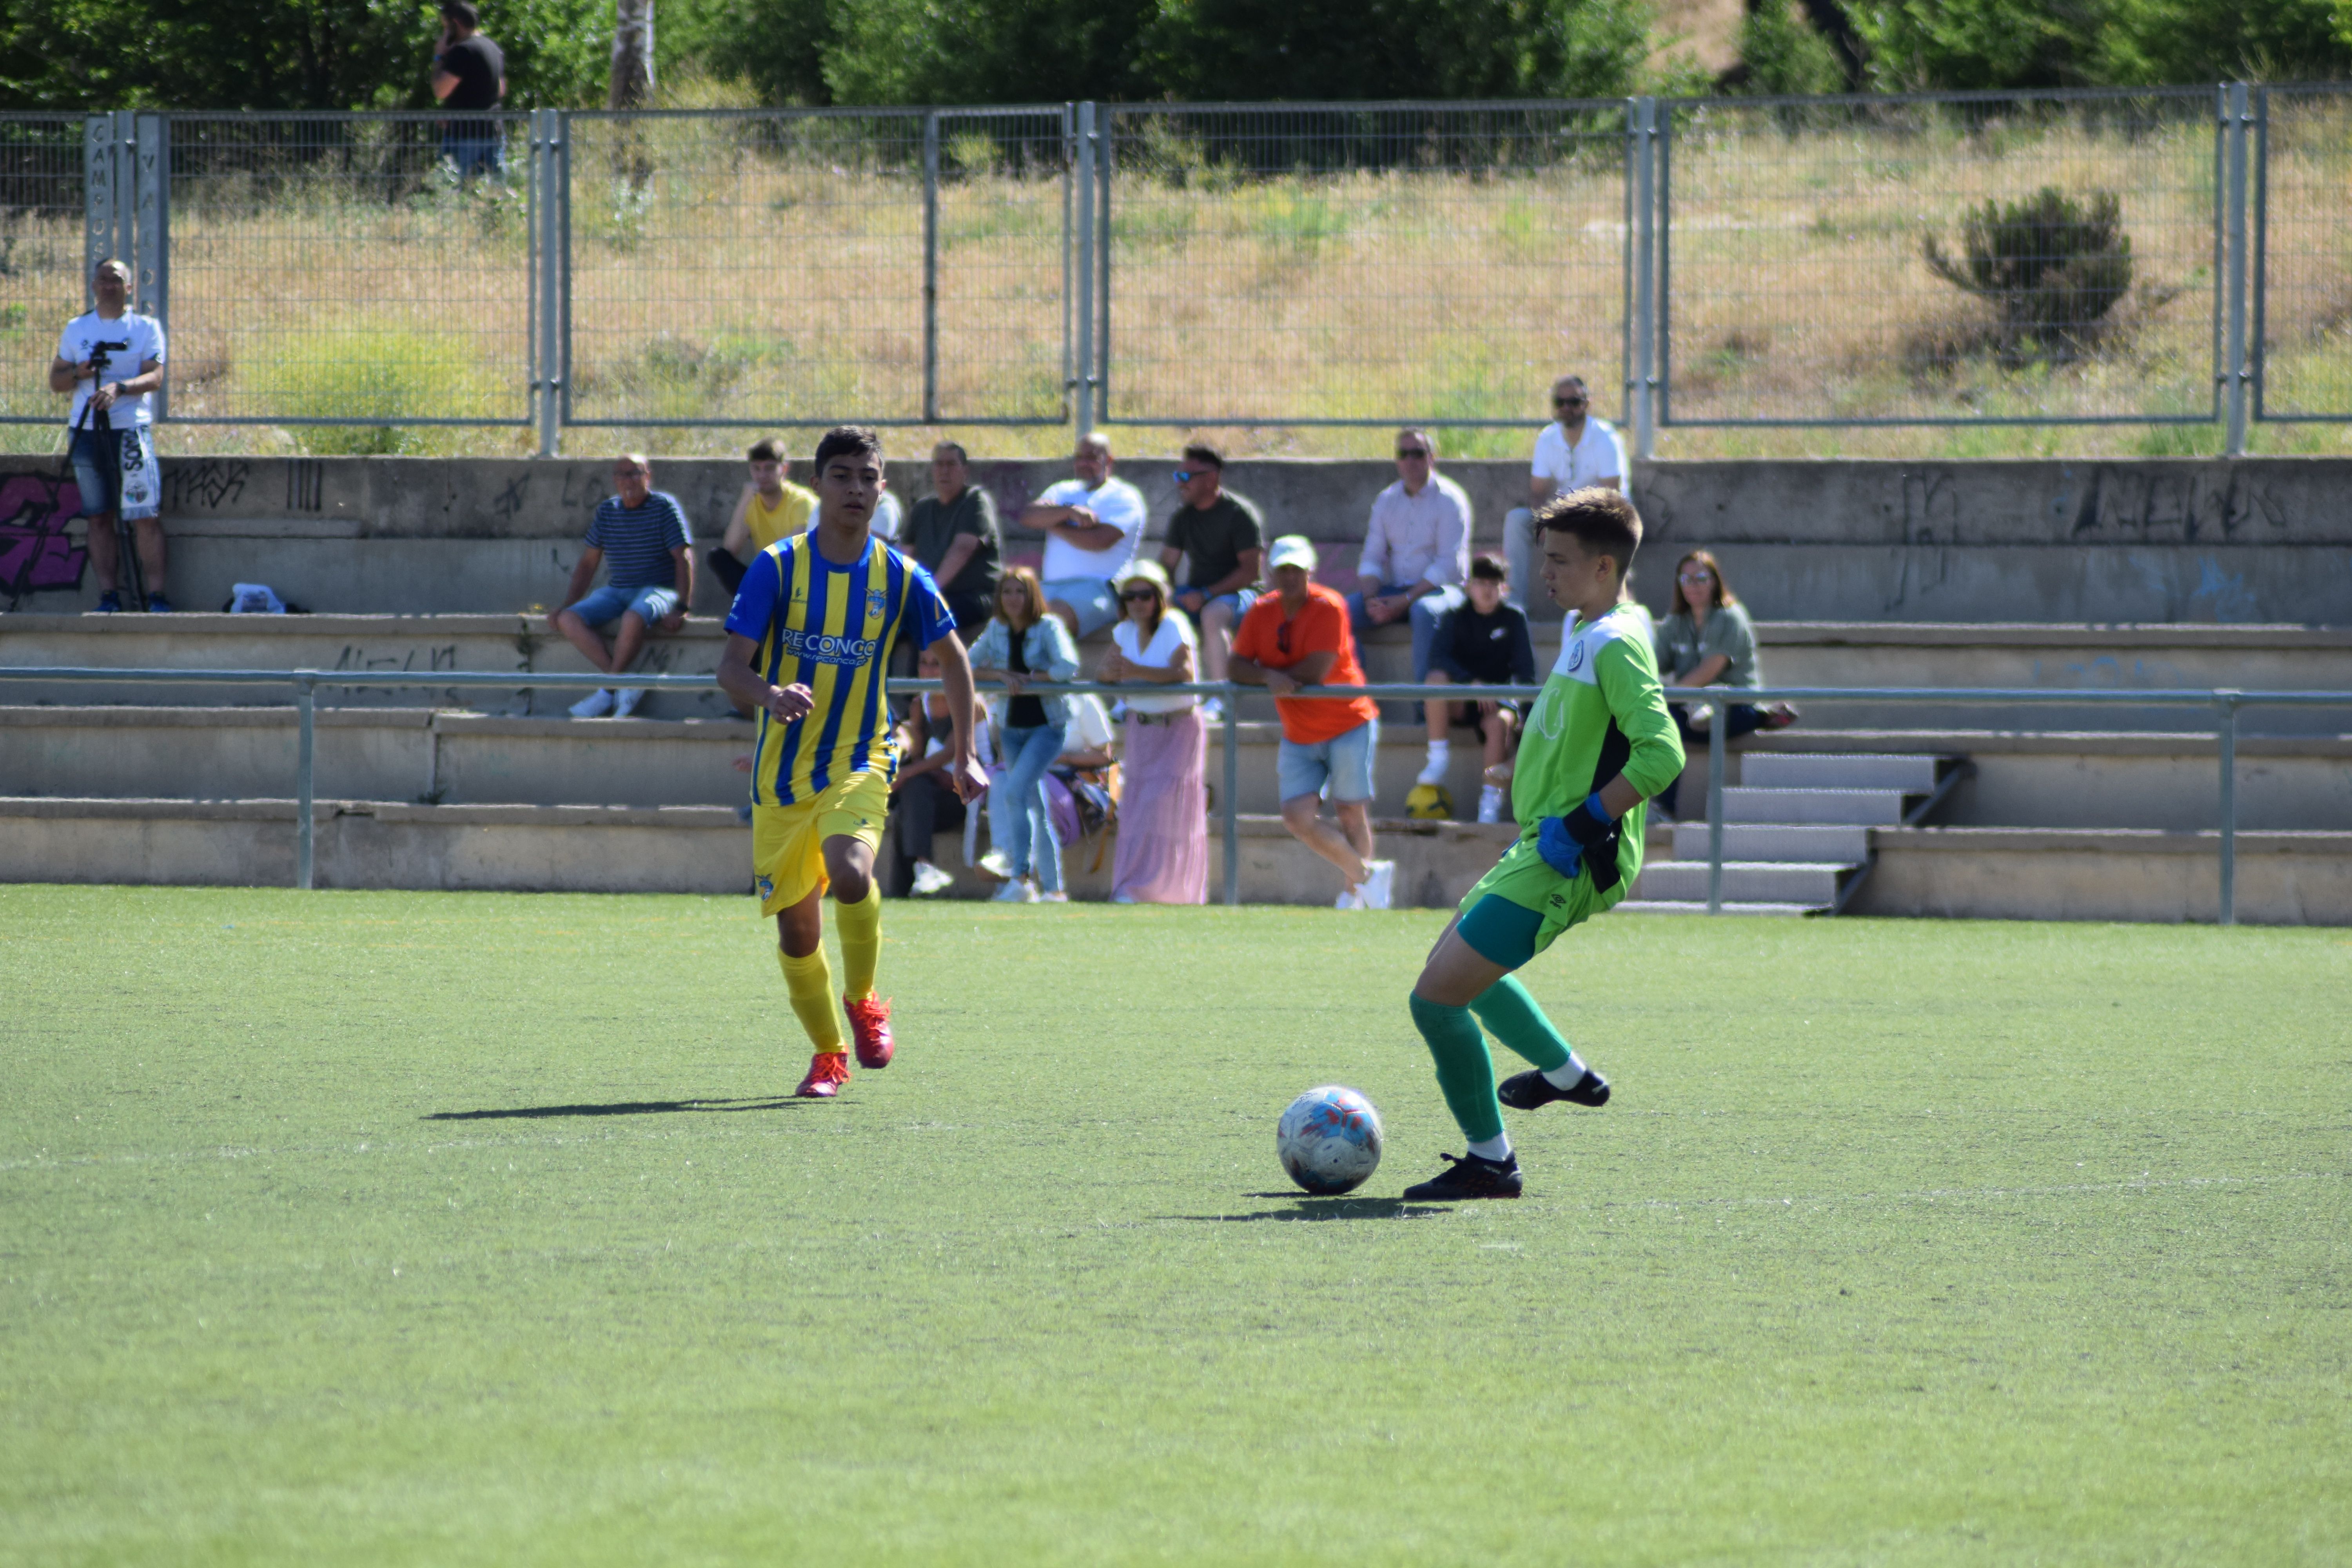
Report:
424,1097,807,1122
1167,1194,1453,1222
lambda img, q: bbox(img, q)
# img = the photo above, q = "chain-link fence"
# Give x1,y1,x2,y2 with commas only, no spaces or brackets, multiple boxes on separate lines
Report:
2254,83,2352,422
36,91,2347,448
1657,88,2223,428
160,113,534,439
0,115,89,427
1098,102,1630,435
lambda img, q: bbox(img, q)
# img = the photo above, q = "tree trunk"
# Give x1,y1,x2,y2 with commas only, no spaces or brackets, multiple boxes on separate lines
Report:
609,0,654,109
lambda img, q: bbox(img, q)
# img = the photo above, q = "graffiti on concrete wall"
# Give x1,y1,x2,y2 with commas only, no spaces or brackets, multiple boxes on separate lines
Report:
162,459,249,513
0,472,89,602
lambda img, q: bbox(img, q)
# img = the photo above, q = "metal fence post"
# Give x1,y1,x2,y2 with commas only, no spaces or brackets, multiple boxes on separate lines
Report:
2224,82,2251,457
2216,690,2238,926
82,114,117,307
295,677,316,891
1073,102,1097,437
534,109,566,458
1221,689,1240,907
922,110,941,424
132,113,168,418
1629,97,1656,462
1706,701,1726,915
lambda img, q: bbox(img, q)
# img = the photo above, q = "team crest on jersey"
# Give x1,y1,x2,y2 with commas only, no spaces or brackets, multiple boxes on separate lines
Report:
757,875,774,902
1564,638,1587,673
867,587,888,619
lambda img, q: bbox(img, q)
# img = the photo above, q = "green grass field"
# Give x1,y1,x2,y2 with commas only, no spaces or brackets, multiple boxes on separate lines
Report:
4,886,2348,1565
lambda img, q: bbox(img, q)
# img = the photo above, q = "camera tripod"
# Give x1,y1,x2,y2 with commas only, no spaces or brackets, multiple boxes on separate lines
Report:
65,366,147,610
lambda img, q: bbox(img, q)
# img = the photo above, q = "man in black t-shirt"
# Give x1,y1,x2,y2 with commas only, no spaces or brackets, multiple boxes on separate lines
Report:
1421,552,1537,823
903,441,1002,638
1155,442,1263,706
431,1,507,181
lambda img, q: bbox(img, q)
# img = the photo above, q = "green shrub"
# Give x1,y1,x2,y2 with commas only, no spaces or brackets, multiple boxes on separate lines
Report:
1737,0,1849,94
1923,187,2134,356
251,321,508,456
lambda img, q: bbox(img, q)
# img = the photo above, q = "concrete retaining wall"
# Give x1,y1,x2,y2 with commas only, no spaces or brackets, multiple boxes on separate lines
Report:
6,454,2348,624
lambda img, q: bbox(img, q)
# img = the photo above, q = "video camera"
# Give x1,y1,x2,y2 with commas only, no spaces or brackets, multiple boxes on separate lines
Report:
80,338,133,431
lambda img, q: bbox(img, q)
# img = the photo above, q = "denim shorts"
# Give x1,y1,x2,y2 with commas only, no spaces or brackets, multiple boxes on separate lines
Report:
566,581,679,628
69,425,159,522
1043,575,1120,637
1276,717,1378,804
1181,586,1258,622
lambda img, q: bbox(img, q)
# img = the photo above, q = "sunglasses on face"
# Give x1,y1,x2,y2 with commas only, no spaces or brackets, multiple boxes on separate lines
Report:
1553,397,1587,409
1679,570,1713,583
1395,448,1430,459
1172,469,1202,484
1120,587,1158,603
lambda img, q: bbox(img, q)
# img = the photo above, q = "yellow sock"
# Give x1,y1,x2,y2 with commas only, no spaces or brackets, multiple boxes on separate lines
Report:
835,880,882,1002
778,947,844,1053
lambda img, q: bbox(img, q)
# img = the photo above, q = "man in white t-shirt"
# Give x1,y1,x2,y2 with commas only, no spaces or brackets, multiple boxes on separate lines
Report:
1018,431,1147,637
49,258,169,612
1503,374,1626,610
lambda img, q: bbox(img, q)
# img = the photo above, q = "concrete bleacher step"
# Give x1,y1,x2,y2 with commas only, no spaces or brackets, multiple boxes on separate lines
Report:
1738,753,1943,791
1630,860,1851,904
1610,899,1819,917
1670,822,1871,861
1718,786,1913,826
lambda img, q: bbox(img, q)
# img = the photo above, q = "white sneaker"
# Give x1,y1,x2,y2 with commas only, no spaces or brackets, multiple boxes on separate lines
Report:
612,686,647,719
991,879,1038,904
1359,859,1396,911
1198,697,1224,723
910,860,953,897
1038,889,1069,903
568,688,615,718
1416,747,1450,786
1110,890,1138,905
977,848,1013,882
1478,784,1505,824
1334,887,1363,911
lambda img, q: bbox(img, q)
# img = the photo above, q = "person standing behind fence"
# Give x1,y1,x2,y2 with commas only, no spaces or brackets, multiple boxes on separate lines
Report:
1651,549,1796,818
968,567,1081,904
552,453,694,719
710,438,815,596
1155,442,1263,723
1020,432,1147,639
1348,427,1472,686
1230,535,1396,912
1098,561,1207,906
51,258,168,613
904,441,1002,639
1504,376,1625,610
430,1,507,181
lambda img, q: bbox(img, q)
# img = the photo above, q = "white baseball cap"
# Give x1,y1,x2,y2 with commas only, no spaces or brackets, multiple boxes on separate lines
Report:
1266,535,1319,573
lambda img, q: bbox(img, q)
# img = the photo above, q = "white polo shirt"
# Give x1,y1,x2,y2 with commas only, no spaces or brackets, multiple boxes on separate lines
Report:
1530,416,1628,501
1034,476,1147,584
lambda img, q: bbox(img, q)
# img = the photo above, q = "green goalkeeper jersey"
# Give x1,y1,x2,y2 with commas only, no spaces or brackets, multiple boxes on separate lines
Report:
1510,600,1686,894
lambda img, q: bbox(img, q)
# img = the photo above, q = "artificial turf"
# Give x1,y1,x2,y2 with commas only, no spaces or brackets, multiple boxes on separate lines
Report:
2,884,2347,1566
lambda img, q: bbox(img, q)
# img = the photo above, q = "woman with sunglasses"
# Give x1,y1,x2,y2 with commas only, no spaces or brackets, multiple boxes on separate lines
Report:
1097,560,1207,904
967,566,1081,902
1653,549,1796,817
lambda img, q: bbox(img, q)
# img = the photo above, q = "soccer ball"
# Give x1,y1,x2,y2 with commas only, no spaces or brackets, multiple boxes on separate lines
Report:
1405,782,1453,820
1276,1085,1385,1195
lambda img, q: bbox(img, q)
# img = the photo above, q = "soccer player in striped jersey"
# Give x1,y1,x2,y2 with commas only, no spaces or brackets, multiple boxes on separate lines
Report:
717,426,986,1099
1398,488,1685,1200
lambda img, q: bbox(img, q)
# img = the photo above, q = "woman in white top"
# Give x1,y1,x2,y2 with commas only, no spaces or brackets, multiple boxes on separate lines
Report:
1096,560,1207,904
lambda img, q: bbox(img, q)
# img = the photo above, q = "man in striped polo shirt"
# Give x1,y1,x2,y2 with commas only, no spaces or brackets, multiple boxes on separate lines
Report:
552,452,697,718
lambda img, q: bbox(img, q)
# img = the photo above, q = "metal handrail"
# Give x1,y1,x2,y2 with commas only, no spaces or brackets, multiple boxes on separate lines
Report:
4,666,2347,921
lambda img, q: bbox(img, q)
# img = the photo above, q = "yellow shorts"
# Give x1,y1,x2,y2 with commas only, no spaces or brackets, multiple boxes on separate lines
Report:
751,771,891,916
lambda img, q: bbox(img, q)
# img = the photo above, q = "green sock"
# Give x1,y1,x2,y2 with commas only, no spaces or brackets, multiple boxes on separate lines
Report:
1408,992,1504,1145
1469,974,1577,1076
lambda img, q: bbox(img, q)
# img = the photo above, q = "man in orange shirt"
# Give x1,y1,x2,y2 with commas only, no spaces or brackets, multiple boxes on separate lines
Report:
1230,535,1397,910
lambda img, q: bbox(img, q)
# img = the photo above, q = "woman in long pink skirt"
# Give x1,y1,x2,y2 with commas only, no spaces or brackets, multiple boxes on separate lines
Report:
1099,561,1208,904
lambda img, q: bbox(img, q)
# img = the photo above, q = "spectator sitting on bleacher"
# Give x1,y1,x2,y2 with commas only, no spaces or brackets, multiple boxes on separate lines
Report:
1347,427,1472,686
1419,552,1536,824
903,441,1002,639
552,452,694,719
891,642,991,898
1230,535,1396,912
1156,441,1263,722
1019,432,1147,638
708,438,813,596
1653,548,1796,818
1504,375,1626,611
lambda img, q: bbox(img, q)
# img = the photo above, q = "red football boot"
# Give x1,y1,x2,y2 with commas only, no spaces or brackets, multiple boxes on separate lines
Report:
796,1051,851,1099
844,994,895,1069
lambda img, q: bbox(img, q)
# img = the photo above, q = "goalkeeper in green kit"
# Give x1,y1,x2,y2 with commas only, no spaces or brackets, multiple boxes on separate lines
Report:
1399,488,1685,1201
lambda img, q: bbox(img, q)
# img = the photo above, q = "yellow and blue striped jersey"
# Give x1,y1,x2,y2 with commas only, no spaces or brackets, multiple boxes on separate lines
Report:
724,531,955,806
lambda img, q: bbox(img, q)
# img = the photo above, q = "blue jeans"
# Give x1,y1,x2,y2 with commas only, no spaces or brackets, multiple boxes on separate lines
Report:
991,722,1066,892
1347,583,1462,682
442,134,506,182
565,581,679,629
68,425,159,522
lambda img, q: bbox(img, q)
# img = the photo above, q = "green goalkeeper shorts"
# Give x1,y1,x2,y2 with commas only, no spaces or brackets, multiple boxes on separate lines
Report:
1455,837,1621,966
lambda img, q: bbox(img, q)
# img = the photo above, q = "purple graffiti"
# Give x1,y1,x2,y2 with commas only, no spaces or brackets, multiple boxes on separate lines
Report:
0,472,90,599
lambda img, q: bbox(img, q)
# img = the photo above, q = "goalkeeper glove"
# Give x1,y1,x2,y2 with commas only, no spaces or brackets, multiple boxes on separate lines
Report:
1536,793,1619,880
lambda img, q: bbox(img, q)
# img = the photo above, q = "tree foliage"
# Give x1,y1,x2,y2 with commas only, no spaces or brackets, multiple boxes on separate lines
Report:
1839,0,2352,91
